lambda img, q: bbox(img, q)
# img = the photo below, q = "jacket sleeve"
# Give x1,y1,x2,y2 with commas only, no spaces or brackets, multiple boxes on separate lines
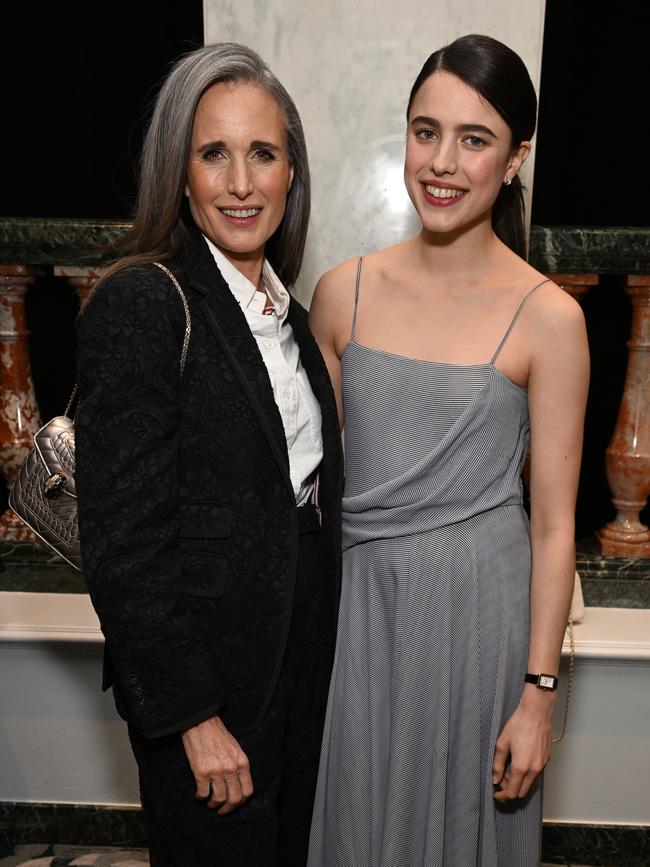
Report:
75,268,226,737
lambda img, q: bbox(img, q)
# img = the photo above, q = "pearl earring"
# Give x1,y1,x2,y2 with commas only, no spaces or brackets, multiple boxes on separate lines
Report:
504,175,513,186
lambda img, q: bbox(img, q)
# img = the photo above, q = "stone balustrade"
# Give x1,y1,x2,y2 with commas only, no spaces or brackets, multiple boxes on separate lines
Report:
0,218,649,591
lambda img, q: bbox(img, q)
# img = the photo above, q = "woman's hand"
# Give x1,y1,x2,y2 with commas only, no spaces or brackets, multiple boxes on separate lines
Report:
492,686,555,801
181,715,254,814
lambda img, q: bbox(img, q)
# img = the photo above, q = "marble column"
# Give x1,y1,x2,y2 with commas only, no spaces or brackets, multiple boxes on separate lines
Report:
597,276,650,557
54,265,104,306
204,0,547,303
0,266,42,541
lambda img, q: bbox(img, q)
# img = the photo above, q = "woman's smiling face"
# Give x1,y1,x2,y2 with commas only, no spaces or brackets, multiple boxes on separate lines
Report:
404,70,529,236
185,81,294,279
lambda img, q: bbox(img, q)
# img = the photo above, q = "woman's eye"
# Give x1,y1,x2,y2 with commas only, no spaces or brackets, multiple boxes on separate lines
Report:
202,148,224,162
464,135,485,148
416,128,436,141
253,148,275,161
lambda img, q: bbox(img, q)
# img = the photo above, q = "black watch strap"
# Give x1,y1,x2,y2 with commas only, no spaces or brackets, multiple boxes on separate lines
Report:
525,672,558,691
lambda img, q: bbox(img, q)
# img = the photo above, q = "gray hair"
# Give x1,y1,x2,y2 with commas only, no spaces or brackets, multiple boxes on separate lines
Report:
109,43,310,286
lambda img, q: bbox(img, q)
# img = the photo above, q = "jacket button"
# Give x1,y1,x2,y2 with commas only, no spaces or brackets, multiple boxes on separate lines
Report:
137,697,146,706
127,674,138,685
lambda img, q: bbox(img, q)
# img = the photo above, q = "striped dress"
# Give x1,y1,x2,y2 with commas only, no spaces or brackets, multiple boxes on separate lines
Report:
307,262,547,866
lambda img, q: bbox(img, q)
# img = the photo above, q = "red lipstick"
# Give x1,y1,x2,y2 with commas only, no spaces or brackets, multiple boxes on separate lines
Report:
420,181,466,208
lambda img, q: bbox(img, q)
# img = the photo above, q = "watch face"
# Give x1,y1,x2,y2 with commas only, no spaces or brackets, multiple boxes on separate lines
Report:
539,674,556,689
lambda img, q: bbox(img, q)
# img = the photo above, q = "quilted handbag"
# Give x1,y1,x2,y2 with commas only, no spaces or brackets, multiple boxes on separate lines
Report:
9,414,81,569
8,262,191,571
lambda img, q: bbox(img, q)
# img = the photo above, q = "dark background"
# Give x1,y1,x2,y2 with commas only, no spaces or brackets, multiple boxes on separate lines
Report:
1,2,648,538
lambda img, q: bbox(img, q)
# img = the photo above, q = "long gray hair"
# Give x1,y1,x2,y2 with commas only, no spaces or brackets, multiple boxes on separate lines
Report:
105,43,310,286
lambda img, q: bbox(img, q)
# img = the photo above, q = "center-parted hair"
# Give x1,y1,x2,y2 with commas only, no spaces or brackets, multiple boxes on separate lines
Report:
108,42,310,287
407,34,537,258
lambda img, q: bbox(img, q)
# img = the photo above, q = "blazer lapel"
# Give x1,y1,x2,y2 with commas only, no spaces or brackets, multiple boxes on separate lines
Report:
181,231,294,498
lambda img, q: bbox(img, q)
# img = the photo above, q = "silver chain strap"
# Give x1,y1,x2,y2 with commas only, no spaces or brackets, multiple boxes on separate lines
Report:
153,261,192,378
63,262,192,419
552,613,575,743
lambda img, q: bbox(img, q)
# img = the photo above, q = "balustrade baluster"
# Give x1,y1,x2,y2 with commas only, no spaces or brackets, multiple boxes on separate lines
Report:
54,265,104,306
0,265,42,541
597,275,650,556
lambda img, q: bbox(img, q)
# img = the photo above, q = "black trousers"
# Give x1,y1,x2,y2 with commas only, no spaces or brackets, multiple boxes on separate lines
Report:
127,506,335,867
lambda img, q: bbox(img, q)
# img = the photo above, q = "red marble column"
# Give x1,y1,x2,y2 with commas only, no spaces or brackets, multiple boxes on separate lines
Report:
0,265,42,541
54,265,104,306
597,275,650,556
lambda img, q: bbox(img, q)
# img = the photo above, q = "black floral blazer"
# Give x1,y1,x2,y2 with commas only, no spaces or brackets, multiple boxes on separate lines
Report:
75,225,343,739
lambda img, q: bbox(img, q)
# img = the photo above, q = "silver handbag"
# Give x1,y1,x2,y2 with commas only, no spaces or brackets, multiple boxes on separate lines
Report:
8,262,191,571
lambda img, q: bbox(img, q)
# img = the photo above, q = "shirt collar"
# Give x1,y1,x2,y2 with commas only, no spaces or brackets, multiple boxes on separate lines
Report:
203,235,289,321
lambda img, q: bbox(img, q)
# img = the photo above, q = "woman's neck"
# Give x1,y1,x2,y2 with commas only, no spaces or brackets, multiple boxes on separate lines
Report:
412,220,504,282
223,250,266,292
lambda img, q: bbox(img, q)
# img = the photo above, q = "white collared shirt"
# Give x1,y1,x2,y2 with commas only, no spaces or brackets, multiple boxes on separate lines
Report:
204,236,323,505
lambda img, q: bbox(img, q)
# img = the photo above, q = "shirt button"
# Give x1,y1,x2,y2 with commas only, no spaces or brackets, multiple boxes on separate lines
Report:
264,340,273,349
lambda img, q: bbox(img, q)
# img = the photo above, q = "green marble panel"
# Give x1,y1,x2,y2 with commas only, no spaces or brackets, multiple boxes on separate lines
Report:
0,218,130,266
529,225,650,275
0,218,649,274
0,541,86,593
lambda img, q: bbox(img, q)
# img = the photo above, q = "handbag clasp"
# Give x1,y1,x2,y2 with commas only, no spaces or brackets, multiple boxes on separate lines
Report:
44,472,68,499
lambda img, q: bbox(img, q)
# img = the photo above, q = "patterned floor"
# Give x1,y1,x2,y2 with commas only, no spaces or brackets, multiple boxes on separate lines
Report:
0,846,149,866
0,848,606,867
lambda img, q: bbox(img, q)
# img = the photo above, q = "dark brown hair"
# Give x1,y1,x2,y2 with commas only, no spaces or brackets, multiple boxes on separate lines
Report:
407,34,537,257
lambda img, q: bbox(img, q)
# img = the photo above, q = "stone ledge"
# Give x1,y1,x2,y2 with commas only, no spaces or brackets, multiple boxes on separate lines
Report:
3,539,648,608
0,218,649,275
1,803,647,865
0,592,102,643
529,225,650,275
0,217,129,266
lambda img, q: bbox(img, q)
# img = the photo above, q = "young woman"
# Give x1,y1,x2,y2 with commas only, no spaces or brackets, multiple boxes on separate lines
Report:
76,43,343,867
307,34,589,866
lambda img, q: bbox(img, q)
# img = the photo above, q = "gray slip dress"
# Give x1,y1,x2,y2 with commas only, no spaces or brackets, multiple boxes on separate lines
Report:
307,259,549,867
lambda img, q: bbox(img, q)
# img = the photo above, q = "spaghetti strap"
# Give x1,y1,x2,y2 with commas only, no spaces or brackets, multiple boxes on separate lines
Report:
350,257,364,342
490,278,550,364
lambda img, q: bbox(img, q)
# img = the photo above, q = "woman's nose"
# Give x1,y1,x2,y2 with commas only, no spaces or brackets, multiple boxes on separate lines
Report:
227,157,254,198
429,138,457,176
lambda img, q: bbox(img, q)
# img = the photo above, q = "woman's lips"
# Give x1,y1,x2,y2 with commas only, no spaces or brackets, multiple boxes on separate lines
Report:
219,206,262,225
421,182,466,207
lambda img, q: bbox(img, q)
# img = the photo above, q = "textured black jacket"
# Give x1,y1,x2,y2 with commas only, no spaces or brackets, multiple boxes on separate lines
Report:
75,226,343,739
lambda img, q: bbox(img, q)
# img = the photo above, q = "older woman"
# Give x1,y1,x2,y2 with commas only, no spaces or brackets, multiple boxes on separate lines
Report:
75,43,342,867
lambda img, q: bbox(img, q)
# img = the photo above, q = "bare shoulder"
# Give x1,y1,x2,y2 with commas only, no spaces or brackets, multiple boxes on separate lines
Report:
526,276,587,341
311,256,362,301
310,256,363,325
308,256,363,355
309,251,389,352
517,275,589,382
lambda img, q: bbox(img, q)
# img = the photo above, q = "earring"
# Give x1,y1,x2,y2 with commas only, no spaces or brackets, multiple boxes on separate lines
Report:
504,175,513,186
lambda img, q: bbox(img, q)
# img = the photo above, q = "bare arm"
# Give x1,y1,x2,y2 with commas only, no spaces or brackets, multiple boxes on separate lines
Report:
308,259,360,430
493,286,589,800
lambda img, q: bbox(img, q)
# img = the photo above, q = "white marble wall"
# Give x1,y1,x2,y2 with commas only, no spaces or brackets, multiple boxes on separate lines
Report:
204,0,546,301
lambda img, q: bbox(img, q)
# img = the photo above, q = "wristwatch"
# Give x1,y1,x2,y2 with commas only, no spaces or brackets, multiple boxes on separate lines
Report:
524,672,558,691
